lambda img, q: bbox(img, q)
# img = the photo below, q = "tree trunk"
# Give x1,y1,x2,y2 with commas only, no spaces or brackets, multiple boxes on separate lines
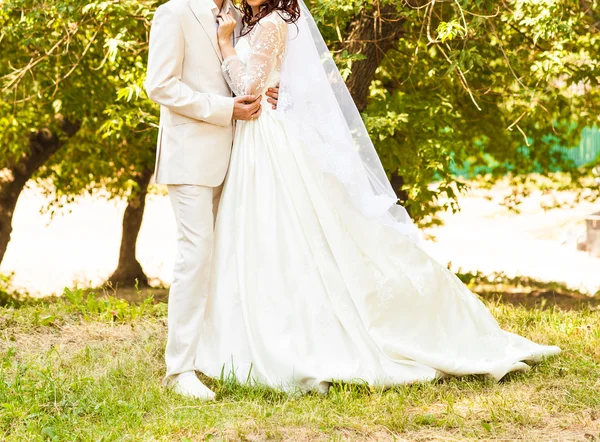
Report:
108,167,153,288
343,4,409,202
390,174,410,208
0,117,79,265
344,4,406,111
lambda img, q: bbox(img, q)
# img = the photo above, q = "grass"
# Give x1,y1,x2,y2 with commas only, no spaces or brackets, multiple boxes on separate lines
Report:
1,286,599,441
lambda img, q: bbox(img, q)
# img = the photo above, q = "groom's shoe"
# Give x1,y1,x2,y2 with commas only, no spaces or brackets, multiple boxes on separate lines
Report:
171,371,216,400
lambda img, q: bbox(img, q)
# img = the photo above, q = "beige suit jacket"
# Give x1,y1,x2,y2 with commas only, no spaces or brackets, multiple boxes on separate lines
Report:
145,0,241,186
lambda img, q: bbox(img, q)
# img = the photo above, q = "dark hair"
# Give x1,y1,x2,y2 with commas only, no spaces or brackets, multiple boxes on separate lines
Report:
239,0,300,36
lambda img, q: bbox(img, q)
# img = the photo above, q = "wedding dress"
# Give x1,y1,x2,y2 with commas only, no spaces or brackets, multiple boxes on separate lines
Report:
194,9,560,392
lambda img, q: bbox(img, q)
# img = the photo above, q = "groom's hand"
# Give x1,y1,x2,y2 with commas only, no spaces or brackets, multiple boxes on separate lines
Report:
266,86,279,110
233,95,262,121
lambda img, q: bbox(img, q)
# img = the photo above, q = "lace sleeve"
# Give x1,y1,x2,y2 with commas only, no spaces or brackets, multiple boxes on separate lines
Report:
222,16,287,96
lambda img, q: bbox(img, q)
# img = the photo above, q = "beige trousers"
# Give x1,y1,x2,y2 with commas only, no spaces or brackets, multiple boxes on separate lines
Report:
163,184,222,384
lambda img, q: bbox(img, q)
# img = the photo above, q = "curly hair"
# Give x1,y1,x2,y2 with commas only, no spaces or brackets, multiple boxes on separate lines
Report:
239,0,300,35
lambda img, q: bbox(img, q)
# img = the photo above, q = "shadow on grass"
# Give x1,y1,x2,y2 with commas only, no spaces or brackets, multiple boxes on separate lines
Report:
90,271,600,311
456,270,600,310
2,270,598,312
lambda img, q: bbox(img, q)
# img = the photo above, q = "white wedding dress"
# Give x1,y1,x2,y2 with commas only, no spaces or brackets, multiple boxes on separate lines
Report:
195,11,560,392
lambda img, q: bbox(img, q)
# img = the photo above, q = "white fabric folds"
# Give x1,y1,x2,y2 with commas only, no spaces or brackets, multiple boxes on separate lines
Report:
195,9,561,392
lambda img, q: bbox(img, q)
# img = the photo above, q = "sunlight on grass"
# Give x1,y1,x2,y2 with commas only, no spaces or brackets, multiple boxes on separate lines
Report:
1,289,599,441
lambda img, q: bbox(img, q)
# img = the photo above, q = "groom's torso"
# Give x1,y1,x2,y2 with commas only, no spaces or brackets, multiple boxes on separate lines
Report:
152,0,241,187
161,0,231,106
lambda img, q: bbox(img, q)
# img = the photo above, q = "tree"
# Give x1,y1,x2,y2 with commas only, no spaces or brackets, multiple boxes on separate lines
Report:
0,0,158,287
311,0,600,225
109,167,154,287
0,116,80,261
1,0,598,282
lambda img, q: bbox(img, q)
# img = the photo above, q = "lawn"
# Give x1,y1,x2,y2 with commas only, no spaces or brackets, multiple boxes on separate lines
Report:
0,282,599,441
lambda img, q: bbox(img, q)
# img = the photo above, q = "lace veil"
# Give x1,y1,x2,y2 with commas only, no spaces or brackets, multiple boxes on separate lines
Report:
276,1,420,241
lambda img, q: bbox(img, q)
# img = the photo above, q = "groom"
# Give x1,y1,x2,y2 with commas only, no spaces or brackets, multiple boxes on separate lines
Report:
145,0,278,400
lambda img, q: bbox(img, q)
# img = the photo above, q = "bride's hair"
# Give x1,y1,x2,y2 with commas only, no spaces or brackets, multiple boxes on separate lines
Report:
239,0,300,35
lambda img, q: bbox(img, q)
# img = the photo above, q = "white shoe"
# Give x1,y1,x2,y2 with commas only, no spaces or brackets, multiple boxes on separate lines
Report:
170,371,216,400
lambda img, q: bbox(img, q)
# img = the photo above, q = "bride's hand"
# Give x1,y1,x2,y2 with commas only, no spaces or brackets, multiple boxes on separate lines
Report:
217,11,237,45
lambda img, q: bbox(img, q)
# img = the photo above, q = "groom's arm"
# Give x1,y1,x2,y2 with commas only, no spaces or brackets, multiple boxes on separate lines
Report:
145,6,234,127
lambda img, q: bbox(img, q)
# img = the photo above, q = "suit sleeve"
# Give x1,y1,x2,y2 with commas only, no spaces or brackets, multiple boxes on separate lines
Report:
145,6,234,127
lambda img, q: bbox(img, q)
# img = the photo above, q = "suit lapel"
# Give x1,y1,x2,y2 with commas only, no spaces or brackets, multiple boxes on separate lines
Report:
188,0,222,62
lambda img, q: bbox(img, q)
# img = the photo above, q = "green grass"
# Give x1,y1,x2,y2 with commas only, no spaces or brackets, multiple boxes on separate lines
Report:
1,288,599,441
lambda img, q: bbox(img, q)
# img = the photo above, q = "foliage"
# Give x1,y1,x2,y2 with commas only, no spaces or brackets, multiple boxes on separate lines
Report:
0,274,24,308
1,0,599,228
1,288,599,440
0,287,165,327
0,0,158,212
311,0,600,225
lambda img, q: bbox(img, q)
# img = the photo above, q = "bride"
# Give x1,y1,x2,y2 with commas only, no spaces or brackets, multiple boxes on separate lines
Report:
195,0,560,392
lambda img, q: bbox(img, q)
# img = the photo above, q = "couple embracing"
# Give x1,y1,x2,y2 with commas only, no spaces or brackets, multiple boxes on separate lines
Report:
145,0,560,400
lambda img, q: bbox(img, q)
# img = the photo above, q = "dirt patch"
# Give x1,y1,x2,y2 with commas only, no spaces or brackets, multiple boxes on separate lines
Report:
478,288,600,310
0,320,164,357
206,423,600,441
105,284,600,312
